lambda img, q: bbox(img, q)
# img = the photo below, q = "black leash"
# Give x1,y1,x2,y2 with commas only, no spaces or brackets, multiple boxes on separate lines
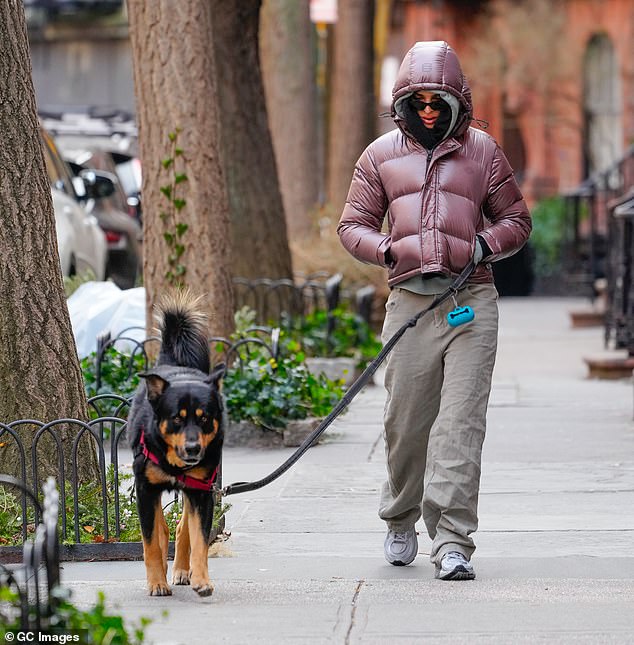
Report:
222,259,477,497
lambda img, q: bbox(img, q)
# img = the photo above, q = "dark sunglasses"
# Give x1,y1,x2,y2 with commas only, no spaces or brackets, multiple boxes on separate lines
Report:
409,96,446,112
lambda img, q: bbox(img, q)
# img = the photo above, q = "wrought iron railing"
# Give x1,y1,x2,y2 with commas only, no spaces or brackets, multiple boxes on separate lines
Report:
232,273,344,325
604,147,634,354
562,146,634,299
0,476,61,631
0,411,149,562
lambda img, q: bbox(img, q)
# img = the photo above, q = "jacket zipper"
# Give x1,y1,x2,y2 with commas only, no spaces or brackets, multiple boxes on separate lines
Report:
419,148,434,275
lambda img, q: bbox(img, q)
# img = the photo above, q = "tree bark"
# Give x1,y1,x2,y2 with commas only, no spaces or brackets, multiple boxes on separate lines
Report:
210,0,294,280
127,0,235,340
0,1,99,485
327,0,376,212
260,0,319,239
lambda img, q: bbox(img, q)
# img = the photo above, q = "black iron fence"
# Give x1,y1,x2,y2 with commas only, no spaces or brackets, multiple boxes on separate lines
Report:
0,476,61,631
604,149,634,354
233,272,343,325
0,409,154,563
566,146,634,354
233,273,376,326
562,145,634,301
92,326,281,395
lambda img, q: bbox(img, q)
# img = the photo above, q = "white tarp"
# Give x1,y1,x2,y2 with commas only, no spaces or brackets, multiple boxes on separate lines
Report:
67,281,146,358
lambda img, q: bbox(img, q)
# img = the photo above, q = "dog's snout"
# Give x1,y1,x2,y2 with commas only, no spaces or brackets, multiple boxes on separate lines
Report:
184,441,201,457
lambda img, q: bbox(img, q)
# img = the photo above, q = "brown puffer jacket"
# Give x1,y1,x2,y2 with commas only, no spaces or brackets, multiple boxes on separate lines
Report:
337,41,531,287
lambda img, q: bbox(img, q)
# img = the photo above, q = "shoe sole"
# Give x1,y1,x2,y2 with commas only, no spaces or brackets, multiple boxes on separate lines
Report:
385,533,418,567
387,558,414,567
435,565,476,581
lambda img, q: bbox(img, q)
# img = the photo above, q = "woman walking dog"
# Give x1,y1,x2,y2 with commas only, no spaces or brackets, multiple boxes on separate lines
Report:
337,41,531,580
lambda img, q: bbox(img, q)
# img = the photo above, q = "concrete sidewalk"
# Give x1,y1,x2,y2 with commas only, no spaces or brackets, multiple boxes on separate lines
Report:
60,297,634,644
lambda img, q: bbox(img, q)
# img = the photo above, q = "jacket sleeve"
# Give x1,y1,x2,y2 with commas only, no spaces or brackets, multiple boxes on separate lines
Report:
478,144,532,262
337,147,391,267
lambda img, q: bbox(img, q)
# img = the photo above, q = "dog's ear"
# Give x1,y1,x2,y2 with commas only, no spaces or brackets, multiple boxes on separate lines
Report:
207,362,226,387
140,372,170,403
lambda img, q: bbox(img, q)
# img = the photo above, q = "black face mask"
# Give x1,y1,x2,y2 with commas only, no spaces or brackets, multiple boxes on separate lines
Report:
402,96,453,150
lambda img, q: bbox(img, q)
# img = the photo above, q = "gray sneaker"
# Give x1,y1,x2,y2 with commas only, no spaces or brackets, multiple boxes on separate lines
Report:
384,528,418,566
435,551,475,580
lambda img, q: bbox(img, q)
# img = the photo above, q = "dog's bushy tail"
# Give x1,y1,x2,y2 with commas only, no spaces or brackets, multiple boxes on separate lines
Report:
155,290,210,373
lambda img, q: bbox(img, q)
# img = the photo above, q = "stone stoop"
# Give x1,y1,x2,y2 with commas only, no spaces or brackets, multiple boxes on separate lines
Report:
569,309,605,328
583,355,634,380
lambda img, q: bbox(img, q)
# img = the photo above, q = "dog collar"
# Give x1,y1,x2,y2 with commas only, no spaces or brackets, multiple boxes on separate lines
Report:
139,428,218,492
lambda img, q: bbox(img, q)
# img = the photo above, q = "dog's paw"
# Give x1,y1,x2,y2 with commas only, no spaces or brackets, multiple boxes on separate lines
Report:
191,578,214,597
148,582,172,596
172,568,191,585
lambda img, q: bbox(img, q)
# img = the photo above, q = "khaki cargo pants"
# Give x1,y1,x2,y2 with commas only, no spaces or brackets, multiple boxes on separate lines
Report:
379,283,498,564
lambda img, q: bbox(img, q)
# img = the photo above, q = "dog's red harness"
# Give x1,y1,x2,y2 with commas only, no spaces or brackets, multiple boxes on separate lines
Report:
139,428,218,492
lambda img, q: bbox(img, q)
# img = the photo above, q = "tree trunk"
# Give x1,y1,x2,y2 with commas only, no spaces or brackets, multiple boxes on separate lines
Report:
327,0,376,211
260,0,319,239
127,0,235,340
210,0,294,280
0,1,99,486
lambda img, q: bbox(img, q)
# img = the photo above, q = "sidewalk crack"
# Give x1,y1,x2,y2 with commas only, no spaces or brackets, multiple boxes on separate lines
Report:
344,579,365,644
367,431,382,462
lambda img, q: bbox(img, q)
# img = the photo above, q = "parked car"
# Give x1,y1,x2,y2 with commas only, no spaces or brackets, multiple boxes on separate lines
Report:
40,126,107,281
62,146,143,289
57,138,143,224
39,110,142,223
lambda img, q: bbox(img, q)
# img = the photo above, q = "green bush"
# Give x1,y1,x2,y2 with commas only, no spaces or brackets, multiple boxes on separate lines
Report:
62,465,141,544
81,347,146,417
0,486,31,546
530,196,568,277
222,347,345,431
287,307,381,369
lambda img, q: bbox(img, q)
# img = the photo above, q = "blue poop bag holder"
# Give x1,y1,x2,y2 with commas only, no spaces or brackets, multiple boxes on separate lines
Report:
447,286,475,326
447,305,475,327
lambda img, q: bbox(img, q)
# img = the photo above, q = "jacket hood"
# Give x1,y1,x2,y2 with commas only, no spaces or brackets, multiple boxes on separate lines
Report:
392,41,473,140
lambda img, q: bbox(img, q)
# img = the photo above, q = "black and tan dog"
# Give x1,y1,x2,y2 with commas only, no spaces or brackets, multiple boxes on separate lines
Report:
128,291,225,597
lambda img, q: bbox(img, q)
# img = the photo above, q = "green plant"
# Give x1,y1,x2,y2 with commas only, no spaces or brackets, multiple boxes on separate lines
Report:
0,486,35,545
287,307,382,368
219,307,347,430
233,305,258,334
62,465,141,544
160,128,189,287
0,587,152,643
64,269,97,298
530,196,569,277
223,347,345,431
81,346,146,417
